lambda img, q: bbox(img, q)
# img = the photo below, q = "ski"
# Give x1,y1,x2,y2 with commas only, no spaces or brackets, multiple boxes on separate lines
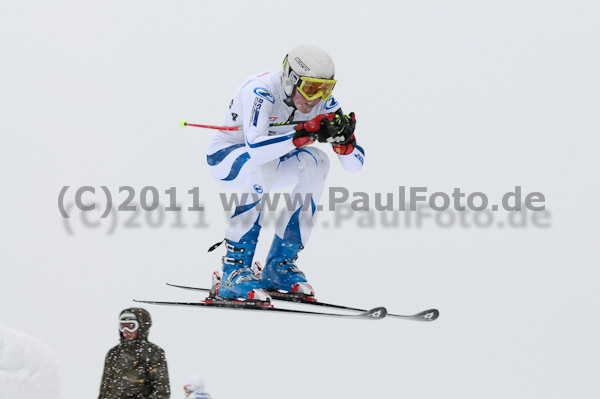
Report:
166,283,439,322
132,299,387,320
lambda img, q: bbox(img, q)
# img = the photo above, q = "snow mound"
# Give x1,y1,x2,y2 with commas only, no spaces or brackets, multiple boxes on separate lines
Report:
0,325,60,399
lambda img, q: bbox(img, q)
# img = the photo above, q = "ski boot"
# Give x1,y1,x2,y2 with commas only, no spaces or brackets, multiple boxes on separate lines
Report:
215,237,270,303
260,235,314,298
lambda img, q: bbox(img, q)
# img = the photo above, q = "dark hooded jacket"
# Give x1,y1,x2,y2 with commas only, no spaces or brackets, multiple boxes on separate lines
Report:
98,308,170,399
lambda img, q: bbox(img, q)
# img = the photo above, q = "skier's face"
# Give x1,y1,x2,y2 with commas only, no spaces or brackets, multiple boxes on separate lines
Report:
122,329,138,340
293,90,321,114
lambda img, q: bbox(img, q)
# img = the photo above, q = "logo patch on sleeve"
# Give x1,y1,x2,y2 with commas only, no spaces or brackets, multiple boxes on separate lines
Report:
324,96,339,110
250,98,264,127
253,87,275,104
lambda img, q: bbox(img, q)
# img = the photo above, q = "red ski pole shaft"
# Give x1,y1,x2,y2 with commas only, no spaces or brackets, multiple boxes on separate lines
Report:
179,119,303,131
179,121,241,131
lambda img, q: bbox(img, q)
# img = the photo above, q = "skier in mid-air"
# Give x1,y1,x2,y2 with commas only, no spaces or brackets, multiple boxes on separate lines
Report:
206,44,364,302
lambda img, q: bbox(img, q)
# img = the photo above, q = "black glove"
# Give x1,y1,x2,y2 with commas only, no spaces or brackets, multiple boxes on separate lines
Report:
293,113,338,147
332,110,356,144
316,114,339,143
332,111,357,155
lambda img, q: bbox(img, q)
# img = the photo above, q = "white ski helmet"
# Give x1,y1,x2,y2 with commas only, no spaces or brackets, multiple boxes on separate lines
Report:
282,44,335,98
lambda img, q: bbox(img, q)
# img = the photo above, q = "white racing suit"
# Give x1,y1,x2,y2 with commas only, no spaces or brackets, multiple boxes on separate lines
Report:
207,70,365,245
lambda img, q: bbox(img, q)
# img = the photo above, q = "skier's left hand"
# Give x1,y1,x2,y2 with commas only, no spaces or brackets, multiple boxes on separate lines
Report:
331,111,357,155
332,111,356,144
332,134,356,155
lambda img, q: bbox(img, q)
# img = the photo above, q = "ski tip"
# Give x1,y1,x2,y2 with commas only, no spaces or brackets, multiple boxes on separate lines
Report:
362,306,387,320
413,309,440,321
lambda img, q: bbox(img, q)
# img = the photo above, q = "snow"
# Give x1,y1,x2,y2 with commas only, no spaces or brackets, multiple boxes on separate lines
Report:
0,326,60,399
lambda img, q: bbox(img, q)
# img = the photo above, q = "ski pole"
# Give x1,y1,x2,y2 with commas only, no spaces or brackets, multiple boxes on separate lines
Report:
179,119,303,131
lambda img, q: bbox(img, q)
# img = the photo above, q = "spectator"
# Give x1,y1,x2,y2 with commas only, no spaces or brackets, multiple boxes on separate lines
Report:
183,375,212,399
98,308,170,398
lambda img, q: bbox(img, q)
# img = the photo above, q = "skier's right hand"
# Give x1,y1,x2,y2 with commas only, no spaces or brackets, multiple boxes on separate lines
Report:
292,113,337,148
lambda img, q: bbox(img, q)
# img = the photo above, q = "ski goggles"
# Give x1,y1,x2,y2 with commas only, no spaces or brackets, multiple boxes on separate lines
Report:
286,63,337,101
119,320,139,333
295,76,337,101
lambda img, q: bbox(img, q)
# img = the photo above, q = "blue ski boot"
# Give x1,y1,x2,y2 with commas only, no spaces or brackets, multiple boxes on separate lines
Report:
260,235,314,297
216,236,270,302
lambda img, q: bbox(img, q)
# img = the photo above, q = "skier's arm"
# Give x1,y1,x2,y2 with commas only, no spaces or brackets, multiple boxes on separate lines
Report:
241,85,296,165
332,110,365,172
147,346,171,399
336,141,365,172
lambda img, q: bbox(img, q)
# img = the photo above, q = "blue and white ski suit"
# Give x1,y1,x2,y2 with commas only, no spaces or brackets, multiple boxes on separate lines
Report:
207,70,365,245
